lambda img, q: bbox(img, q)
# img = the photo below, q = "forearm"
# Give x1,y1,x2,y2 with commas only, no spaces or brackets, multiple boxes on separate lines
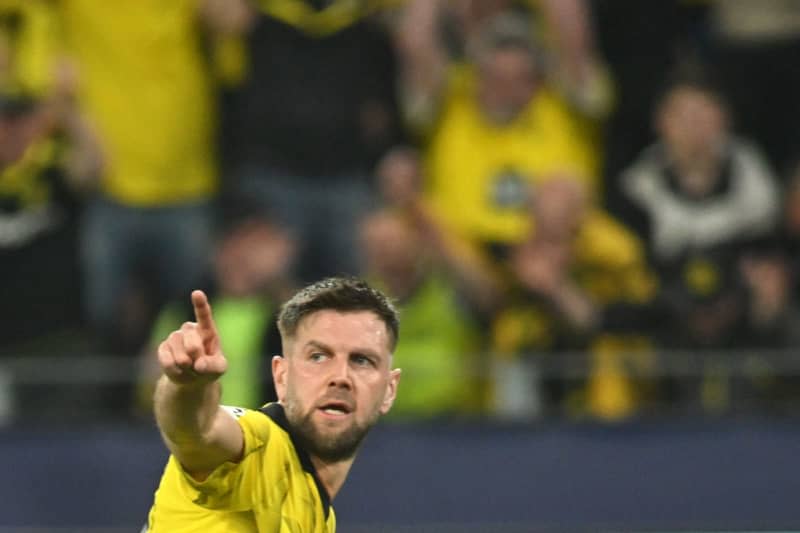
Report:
395,0,448,126
549,282,597,332
37,91,103,190
154,376,243,474
539,0,612,118
61,107,103,189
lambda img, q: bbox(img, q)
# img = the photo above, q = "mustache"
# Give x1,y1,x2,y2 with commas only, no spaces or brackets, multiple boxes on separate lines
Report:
316,392,355,411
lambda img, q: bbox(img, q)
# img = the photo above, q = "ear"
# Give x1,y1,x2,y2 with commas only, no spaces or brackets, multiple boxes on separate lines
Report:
272,355,288,402
379,368,402,415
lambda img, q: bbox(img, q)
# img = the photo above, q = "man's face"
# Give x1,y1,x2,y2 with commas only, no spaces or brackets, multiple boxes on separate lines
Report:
360,212,422,282
657,87,727,164
477,47,538,124
532,177,587,241
215,219,295,297
273,310,400,462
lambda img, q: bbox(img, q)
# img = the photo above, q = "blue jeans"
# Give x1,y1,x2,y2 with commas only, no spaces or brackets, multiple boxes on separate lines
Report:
81,198,213,353
237,169,374,282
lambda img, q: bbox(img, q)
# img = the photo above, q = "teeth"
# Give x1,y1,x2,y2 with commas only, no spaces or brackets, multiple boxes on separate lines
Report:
323,408,346,414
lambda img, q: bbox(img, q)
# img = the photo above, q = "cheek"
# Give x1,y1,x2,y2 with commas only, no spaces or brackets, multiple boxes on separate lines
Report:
283,375,311,412
358,374,391,407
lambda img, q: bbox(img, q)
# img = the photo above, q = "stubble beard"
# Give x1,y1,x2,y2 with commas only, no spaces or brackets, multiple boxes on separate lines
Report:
284,394,380,463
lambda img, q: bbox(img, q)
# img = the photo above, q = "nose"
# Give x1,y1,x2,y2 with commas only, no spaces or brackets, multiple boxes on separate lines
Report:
328,355,353,390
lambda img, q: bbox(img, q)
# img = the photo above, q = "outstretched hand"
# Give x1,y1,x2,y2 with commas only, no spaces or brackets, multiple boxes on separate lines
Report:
157,290,227,385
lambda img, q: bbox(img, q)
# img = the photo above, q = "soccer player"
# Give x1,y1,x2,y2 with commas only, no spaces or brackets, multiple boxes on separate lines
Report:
145,277,402,532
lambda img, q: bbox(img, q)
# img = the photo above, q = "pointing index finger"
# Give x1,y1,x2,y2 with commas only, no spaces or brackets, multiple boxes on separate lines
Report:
191,290,217,336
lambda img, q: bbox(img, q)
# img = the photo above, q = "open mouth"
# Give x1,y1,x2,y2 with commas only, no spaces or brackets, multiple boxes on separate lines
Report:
318,401,353,416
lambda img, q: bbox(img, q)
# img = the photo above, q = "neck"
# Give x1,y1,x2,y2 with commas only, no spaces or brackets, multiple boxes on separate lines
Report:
669,143,724,193
309,454,356,500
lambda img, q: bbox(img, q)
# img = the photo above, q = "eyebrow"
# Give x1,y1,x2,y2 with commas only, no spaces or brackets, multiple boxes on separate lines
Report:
305,340,333,354
304,340,383,361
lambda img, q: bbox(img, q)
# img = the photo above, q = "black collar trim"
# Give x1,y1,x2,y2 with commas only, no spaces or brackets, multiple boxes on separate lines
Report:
259,403,332,519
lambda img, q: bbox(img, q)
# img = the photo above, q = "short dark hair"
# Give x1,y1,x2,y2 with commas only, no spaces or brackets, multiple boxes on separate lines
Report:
655,61,729,116
277,277,400,351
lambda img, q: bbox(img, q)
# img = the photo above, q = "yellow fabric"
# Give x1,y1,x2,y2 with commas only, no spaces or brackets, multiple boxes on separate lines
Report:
425,65,600,246
585,335,654,421
256,0,402,36
0,138,59,208
0,0,59,95
211,35,248,88
490,209,654,355
148,406,336,532
489,210,656,419
571,209,657,305
58,0,217,206
572,216,656,420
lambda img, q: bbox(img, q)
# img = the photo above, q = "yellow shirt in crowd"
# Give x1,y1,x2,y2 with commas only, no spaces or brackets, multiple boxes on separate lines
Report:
425,65,599,246
147,403,336,533
58,0,217,206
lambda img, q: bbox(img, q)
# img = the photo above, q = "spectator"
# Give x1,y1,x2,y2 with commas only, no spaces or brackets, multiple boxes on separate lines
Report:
138,205,297,415
225,0,405,283
490,175,657,420
421,0,613,104
618,67,780,351
394,1,611,250
361,148,501,419
56,0,252,356
0,85,100,351
592,0,711,212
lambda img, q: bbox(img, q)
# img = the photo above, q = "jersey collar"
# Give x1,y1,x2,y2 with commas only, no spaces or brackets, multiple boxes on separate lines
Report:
259,403,332,519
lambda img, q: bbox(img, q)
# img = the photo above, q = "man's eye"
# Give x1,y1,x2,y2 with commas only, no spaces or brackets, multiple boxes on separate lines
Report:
310,352,327,362
352,355,373,367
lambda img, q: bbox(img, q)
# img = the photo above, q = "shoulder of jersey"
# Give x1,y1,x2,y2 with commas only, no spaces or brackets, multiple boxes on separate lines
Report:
221,405,249,419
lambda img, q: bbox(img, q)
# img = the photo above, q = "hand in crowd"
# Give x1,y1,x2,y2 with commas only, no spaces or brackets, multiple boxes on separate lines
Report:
740,255,790,326
510,239,571,297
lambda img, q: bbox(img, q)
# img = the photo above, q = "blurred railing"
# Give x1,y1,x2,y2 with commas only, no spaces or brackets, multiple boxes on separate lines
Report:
0,348,798,426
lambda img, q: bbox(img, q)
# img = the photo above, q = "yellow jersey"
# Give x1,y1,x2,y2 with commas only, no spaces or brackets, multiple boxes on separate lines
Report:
58,0,217,206
147,403,336,533
425,65,600,246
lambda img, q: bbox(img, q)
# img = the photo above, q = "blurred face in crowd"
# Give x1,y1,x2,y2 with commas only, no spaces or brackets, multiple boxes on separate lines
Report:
656,86,729,195
531,176,588,242
360,211,423,294
273,309,399,462
0,108,40,167
476,46,538,124
215,218,295,298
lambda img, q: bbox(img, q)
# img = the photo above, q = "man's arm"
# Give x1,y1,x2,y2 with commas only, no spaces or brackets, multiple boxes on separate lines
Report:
538,0,613,118
392,0,449,129
154,290,244,479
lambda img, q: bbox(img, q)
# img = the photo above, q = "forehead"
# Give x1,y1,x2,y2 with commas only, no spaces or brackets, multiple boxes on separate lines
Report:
664,87,723,114
291,309,392,354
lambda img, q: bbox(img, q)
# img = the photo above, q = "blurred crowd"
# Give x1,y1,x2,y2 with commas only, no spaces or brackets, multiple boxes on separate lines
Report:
2,0,800,423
